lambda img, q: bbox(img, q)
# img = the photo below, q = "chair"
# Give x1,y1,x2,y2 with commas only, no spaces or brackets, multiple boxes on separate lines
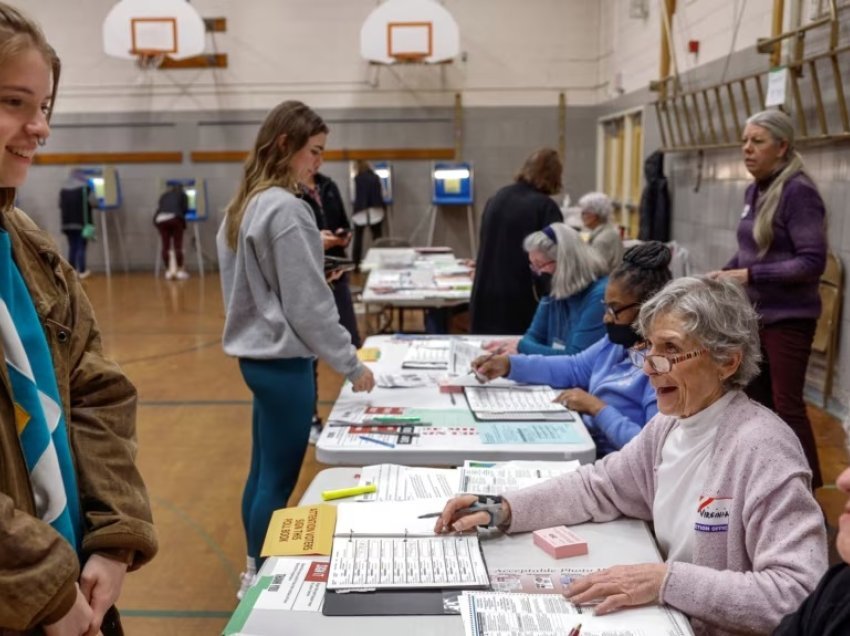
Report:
811,251,843,407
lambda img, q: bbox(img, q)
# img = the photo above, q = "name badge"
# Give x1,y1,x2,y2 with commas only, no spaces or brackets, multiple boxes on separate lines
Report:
741,204,750,219
695,496,731,533
552,339,566,351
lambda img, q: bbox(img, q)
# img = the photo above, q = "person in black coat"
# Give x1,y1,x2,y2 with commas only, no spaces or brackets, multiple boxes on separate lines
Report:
773,462,850,635
351,160,386,267
469,147,564,335
637,150,670,242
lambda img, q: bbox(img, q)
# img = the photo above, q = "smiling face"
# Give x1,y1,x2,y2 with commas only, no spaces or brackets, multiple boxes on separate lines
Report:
742,123,788,181
289,131,326,184
0,47,52,187
643,312,738,418
837,466,850,563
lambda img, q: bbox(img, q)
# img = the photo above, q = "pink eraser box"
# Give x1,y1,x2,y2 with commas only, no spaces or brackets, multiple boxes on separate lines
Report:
532,526,588,559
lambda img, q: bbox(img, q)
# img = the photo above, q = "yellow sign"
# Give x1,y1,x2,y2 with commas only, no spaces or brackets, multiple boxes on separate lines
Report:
261,504,336,557
357,347,381,362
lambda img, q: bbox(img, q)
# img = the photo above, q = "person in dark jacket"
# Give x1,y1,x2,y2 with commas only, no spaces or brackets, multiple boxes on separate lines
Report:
773,463,850,635
637,150,670,242
709,109,827,490
59,170,96,279
154,182,190,280
351,160,386,267
469,147,564,335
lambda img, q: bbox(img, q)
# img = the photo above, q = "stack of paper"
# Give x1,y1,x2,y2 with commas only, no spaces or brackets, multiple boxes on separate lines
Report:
402,340,452,369
465,386,574,421
458,460,580,493
328,499,490,591
459,591,691,636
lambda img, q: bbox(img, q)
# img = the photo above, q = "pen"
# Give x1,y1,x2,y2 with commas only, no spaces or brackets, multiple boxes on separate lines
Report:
358,435,396,448
321,483,377,501
568,624,582,636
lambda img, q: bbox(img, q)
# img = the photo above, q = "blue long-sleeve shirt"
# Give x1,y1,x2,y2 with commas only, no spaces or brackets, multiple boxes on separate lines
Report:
508,335,657,456
517,277,607,356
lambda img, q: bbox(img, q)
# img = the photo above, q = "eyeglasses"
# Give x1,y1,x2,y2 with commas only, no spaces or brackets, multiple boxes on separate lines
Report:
529,260,556,274
628,346,708,374
602,301,640,319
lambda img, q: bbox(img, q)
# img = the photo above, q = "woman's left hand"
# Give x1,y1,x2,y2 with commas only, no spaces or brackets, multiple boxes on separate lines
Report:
79,553,128,635
565,563,667,616
553,388,605,416
708,268,748,285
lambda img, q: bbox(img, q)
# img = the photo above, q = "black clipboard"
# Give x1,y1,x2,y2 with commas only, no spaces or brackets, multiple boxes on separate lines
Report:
322,589,462,616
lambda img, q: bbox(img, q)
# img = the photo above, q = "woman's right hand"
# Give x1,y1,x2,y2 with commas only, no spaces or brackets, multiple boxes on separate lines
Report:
471,354,510,381
351,367,375,393
43,585,97,636
433,495,512,533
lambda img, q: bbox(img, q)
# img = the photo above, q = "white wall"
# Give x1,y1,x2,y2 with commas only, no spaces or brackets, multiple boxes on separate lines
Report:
28,0,606,113
599,0,776,97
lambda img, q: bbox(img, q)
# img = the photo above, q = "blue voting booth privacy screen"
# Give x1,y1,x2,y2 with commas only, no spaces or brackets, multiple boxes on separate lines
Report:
431,162,473,205
165,178,208,221
373,162,393,205
78,166,122,209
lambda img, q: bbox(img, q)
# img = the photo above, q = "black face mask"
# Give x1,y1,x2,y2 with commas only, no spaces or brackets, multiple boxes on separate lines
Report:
606,322,641,348
532,272,552,296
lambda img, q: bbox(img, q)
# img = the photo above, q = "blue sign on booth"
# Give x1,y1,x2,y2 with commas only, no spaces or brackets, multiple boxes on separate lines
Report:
372,161,394,205
431,161,473,206
78,166,122,210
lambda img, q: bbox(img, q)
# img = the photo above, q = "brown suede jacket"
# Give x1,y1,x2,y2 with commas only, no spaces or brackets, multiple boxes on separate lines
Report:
0,207,157,632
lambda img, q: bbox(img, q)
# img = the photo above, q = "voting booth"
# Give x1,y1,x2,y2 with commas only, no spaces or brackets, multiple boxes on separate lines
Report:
427,161,476,255
77,166,128,277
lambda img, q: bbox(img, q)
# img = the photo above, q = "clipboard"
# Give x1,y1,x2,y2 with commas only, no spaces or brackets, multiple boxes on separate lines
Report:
322,589,462,616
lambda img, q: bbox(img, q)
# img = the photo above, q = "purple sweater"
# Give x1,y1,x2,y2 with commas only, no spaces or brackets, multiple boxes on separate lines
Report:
503,391,827,635
725,171,826,324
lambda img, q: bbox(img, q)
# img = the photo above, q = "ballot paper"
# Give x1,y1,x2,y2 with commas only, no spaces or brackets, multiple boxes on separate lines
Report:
328,499,490,591
356,464,459,501
459,592,692,636
465,386,573,421
458,460,580,494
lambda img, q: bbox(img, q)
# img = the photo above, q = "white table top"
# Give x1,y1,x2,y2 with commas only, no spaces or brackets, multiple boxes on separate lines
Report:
361,248,472,307
232,468,693,636
316,336,597,466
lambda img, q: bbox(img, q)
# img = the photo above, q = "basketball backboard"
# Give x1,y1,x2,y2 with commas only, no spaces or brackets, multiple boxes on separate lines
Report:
103,0,205,60
361,0,459,64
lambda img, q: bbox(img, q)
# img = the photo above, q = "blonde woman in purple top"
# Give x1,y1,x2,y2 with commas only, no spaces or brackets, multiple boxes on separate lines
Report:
709,109,826,489
437,277,826,635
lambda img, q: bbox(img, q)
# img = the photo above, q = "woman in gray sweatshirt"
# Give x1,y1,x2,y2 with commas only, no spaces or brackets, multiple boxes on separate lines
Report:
216,101,374,599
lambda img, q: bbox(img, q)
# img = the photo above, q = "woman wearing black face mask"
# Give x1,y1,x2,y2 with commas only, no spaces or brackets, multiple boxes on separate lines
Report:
473,242,671,457
484,223,608,357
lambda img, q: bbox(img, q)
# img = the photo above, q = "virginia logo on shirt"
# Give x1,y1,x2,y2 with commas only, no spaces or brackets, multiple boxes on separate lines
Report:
695,496,731,533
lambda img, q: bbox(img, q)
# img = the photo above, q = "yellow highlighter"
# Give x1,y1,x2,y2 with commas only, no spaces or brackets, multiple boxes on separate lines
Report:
321,483,377,501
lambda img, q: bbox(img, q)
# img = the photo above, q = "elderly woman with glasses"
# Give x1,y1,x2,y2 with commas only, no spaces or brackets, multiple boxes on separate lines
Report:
474,242,671,456
443,276,826,636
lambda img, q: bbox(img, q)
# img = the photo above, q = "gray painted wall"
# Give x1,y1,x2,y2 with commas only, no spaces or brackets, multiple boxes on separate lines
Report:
20,105,597,267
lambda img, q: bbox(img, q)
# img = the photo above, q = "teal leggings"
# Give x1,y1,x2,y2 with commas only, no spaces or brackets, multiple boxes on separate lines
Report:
238,357,314,561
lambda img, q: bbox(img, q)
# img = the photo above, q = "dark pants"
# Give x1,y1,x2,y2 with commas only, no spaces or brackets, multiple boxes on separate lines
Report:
746,318,822,489
332,272,361,348
63,229,87,272
352,222,384,266
156,217,185,268
238,357,314,561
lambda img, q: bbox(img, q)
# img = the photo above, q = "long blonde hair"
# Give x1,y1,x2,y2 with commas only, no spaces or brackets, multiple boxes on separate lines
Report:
224,101,328,250
0,3,61,211
746,110,812,256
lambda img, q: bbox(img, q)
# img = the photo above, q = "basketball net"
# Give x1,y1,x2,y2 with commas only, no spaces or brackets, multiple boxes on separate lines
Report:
135,52,166,70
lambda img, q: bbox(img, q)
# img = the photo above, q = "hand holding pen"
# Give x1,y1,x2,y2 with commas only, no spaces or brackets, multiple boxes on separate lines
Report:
470,350,510,383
